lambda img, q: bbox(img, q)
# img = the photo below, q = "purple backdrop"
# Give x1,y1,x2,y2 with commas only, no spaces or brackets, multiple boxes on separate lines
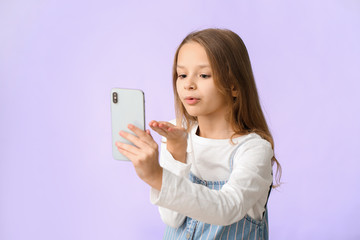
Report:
1,1,359,239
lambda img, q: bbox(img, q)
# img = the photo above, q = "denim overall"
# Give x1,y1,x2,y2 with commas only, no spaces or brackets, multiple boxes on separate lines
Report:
163,144,272,240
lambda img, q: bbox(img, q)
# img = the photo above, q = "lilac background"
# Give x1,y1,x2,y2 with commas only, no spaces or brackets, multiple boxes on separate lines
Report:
1,0,359,239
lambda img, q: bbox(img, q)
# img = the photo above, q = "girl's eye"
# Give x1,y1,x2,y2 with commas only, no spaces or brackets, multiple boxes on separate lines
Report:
200,74,211,79
178,74,187,79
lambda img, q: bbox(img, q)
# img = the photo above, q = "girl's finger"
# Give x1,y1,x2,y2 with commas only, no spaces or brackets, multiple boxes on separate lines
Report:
149,120,160,128
169,127,186,134
150,121,175,133
159,122,185,133
145,129,159,149
127,124,157,148
150,127,168,137
119,130,148,149
149,120,158,127
128,124,151,139
158,121,176,128
117,146,137,162
158,124,172,132
116,141,140,155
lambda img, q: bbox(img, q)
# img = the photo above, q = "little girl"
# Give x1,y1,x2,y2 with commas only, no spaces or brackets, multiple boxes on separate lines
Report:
116,28,281,240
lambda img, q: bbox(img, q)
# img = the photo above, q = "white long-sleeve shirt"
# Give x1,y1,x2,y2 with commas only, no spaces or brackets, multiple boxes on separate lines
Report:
150,122,273,228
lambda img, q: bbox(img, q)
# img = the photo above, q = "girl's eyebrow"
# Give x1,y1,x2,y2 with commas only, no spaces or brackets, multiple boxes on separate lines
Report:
177,64,210,69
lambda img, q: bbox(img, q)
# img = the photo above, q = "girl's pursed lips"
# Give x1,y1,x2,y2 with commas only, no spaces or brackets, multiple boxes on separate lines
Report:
184,96,200,105
184,96,200,100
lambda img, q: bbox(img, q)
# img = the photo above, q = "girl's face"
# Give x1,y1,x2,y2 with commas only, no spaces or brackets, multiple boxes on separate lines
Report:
176,42,227,119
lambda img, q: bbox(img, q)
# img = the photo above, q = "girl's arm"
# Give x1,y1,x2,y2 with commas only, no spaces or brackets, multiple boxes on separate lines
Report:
152,136,191,228
116,121,189,228
150,120,189,228
117,124,273,226
151,138,273,226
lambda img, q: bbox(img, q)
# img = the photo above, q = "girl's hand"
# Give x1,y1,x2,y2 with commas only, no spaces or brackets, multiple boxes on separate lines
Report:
115,124,162,191
149,120,187,163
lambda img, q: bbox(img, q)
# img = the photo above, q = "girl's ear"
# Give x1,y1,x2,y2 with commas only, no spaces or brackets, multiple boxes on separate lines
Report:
231,86,238,97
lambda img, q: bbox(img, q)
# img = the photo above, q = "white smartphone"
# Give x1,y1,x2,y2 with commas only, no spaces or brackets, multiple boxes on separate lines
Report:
111,88,145,161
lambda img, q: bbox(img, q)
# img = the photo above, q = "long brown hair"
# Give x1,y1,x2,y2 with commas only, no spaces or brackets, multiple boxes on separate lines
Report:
172,28,281,187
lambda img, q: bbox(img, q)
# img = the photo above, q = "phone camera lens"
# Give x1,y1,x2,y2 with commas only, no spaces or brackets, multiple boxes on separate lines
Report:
113,92,118,103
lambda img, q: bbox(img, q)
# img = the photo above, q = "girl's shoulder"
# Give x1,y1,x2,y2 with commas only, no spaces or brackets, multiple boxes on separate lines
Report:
233,133,274,163
234,132,271,147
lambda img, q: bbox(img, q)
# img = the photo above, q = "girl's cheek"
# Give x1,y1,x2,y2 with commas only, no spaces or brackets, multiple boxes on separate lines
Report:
176,82,183,95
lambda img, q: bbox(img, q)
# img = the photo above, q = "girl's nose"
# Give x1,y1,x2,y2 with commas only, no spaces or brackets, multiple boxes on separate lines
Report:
184,77,196,90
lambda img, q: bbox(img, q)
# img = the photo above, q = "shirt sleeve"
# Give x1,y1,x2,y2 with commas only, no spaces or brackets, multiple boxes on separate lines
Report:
150,138,273,226
150,136,192,228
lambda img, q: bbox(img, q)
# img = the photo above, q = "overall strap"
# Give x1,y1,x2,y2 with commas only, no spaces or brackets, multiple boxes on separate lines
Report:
263,183,272,218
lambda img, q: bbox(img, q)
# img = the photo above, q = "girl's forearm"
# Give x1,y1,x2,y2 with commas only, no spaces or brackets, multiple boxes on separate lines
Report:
146,167,163,191
166,140,187,163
